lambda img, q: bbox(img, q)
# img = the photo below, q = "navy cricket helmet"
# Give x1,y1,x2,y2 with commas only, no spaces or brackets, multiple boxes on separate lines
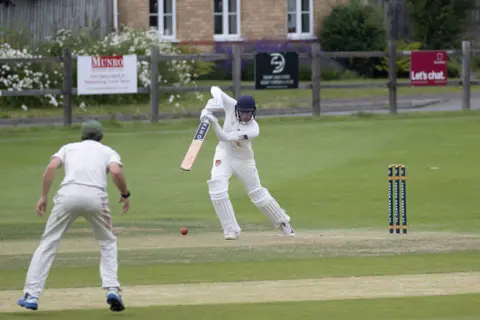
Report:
235,95,257,124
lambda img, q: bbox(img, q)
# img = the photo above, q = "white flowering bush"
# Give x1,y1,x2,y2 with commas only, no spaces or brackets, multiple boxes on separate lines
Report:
0,43,63,108
0,26,209,110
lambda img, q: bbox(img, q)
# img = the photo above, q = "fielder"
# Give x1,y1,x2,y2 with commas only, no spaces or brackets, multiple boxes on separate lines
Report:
200,86,295,240
17,120,130,312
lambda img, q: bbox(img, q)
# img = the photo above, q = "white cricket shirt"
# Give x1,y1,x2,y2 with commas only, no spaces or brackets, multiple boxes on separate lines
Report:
206,87,260,160
52,140,122,190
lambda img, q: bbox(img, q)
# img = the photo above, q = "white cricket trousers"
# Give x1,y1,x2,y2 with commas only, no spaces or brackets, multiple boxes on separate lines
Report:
210,154,261,191
23,184,120,297
208,150,291,235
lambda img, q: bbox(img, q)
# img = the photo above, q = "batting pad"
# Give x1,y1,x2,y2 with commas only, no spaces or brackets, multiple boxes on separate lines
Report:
208,179,241,234
248,187,290,227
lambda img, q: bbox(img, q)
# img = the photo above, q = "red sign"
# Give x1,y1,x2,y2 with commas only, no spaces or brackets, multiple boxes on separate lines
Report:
91,56,124,69
410,51,447,86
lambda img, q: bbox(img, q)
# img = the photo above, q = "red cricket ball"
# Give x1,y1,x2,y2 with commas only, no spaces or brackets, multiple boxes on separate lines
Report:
180,227,188,235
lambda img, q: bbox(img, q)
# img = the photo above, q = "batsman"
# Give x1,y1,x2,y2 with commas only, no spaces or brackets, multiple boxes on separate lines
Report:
200,86,295,240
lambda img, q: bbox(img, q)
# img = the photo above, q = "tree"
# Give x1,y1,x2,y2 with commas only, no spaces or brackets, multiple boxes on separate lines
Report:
0,0,16,8
318,0,387,77
406,0,476,49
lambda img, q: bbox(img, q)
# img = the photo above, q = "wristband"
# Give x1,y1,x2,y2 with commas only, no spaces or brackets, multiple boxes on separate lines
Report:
121,191,130,199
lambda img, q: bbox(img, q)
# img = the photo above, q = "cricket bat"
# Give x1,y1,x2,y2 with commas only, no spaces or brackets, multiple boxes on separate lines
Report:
180,120,211,171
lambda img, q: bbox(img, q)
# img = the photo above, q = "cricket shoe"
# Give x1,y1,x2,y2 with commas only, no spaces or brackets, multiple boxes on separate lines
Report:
224,231,240,240
280,223,295,237
106,289,125,312
17,293,39,311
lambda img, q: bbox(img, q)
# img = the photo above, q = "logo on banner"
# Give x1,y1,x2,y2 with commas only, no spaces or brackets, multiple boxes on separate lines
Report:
435,52,446,64
270,53,286,74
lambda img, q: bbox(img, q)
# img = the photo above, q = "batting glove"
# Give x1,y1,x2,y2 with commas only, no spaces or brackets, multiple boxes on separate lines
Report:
203,114,218,124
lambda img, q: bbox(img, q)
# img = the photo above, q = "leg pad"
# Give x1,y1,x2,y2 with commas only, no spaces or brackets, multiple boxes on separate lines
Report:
248,187,290,227
208,179,241,234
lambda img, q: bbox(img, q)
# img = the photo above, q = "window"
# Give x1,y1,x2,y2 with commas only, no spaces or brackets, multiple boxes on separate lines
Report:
287,0,313,39
213,0,241,41
149,0,176,39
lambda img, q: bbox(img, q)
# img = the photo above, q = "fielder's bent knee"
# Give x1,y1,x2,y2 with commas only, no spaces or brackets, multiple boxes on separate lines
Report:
207,179,229,201
248,187,271,207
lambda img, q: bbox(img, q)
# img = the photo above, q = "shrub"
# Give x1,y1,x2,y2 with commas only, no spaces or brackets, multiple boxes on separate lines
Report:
376,40,424,78
447,58,461,78
176,45,215,80
0,26,202,110
0,43,63,109
471,56,480,77
318,0,387,77
320,68,362,81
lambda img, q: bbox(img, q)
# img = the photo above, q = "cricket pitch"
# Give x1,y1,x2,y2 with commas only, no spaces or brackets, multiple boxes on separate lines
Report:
1,272,480,313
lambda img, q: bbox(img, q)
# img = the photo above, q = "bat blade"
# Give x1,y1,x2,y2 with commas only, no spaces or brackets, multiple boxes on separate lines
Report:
180,121,210,171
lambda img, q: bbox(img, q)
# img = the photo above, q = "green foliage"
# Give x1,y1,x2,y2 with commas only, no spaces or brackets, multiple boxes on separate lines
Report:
376,41,423,78
294,65,361,81
396,41,423,75
320,68,363,81
0,26,37,51
298,64,311,81
406,0,476,49
175,45,215,79
318,0,387,77
470,55,480,78
38,28,103,57
447,58,461,78
0,43,64,109
318,0,386,52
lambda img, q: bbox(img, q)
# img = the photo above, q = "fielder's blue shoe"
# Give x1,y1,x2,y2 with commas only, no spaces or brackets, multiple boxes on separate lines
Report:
17,293,39,311
106,289,125,312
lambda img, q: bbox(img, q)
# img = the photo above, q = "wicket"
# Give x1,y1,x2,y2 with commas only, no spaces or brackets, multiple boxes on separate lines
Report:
388,164,407,234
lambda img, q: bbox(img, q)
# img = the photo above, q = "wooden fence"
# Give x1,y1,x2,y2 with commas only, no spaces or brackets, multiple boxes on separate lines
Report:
0,40,478,126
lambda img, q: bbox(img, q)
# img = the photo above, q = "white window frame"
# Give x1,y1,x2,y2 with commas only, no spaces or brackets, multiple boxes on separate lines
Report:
287,0,314,40
149,0,177,41
213,0,242,42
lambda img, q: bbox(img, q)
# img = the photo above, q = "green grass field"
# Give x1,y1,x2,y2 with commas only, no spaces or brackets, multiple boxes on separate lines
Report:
1,110,480,318
0,79,473,119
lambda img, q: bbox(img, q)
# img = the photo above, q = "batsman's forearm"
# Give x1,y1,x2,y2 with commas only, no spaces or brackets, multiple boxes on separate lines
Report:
211,121,229,142
41,168,56,198
111,172,129,194
211,121,255,142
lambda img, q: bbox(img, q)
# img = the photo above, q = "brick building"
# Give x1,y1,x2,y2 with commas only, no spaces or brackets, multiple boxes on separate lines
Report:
118,0,348,45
